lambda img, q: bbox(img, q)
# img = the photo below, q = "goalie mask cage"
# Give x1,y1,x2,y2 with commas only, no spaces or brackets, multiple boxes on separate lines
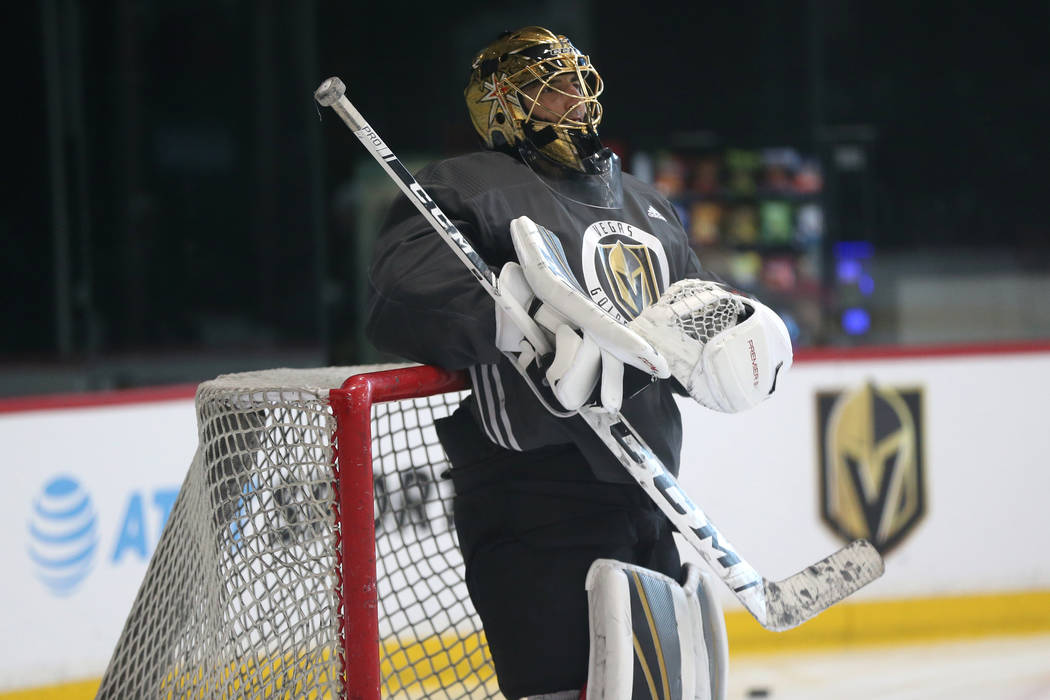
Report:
95,365,498,700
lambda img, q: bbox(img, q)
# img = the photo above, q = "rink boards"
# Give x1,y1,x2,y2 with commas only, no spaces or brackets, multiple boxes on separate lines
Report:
673,342,1050,647
1,343,1048,697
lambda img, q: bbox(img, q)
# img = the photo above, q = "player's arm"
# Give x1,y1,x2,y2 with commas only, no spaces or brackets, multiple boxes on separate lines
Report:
681,244,707,281
365,179,503,369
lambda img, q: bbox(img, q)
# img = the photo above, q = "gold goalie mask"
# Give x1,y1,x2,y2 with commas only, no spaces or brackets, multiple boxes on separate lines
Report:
465,26,623,208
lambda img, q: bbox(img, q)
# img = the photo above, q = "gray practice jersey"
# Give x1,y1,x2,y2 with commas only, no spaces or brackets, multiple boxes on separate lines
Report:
366,150,704,483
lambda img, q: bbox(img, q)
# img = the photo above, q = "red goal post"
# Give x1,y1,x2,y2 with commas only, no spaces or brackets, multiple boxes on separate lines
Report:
95,364,496,700
333,365,469,699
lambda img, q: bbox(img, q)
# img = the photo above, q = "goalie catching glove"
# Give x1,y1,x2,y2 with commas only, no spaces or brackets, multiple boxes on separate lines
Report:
495,216,669,413
629,279,793,413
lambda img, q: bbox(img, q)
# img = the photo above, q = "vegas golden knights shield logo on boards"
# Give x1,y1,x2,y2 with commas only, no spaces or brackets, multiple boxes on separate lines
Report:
596,238,661,318
816,383,926,555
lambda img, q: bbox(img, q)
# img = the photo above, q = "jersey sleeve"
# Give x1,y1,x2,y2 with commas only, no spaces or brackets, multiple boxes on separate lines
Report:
660,193,707,282
365,173,503,370
680,244,705,280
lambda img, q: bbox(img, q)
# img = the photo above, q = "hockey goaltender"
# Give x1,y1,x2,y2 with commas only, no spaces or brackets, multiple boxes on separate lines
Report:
365,26,794,700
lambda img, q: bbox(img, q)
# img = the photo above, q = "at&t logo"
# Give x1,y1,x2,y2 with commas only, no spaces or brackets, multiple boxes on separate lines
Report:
27,475,98,596
26,475,179,596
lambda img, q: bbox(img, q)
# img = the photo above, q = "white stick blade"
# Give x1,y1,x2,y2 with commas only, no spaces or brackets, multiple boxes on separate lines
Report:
762,539,884,631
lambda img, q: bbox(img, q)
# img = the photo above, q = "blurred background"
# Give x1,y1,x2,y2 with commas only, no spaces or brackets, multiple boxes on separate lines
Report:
6,0,1049,398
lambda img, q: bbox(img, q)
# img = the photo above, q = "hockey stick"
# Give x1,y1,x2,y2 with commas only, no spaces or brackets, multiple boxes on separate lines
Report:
314,77,883,631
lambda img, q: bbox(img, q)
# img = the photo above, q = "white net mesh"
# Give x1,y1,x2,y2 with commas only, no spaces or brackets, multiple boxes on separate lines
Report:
95,366,497,700
657,280,746,344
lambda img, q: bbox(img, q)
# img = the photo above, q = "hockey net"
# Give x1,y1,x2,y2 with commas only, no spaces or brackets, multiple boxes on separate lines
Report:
95,365,497,700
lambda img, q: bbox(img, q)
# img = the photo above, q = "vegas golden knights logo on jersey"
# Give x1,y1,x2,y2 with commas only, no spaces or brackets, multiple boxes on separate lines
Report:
582,220,670,323
816,383,926,554
596,238,661,319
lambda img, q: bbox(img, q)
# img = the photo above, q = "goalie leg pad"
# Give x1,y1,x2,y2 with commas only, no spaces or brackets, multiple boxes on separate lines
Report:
585,559,727,700
681,564,728,700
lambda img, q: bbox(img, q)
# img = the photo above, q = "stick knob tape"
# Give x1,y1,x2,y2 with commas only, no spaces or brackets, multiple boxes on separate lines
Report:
314,77,346,106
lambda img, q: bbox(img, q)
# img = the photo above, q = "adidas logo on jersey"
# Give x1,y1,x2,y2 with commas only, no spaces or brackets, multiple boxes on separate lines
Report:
647,205,668,222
